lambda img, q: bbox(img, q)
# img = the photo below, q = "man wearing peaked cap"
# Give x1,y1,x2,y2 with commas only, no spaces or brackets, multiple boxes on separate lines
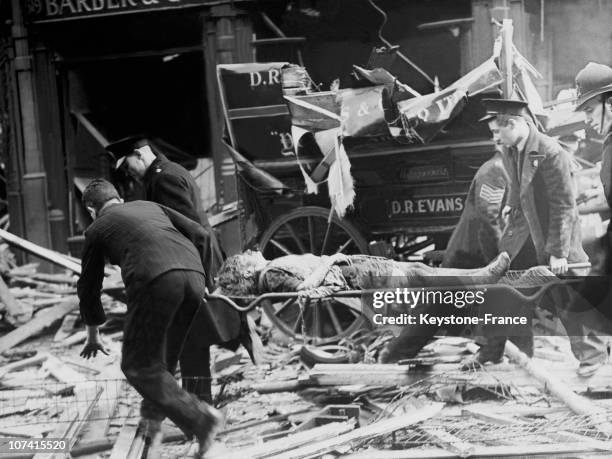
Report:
470,98,607,376
105,136,257,436
479,97,587,273
105,135,151,170
479,98,530,121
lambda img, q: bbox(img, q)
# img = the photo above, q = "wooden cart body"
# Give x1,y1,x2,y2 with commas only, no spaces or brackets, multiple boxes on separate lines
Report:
217,63,497,259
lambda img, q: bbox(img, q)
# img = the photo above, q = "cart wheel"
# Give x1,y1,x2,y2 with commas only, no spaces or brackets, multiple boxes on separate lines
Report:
259,206,371,344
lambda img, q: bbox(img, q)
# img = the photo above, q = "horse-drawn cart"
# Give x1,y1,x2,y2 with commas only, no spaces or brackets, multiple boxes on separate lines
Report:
213,26,543,343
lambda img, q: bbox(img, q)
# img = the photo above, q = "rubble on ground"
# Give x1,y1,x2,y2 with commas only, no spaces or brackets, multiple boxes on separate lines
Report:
0,243,609,458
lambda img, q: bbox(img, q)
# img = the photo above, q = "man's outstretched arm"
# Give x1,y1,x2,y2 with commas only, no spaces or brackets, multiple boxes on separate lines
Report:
77,233,109,358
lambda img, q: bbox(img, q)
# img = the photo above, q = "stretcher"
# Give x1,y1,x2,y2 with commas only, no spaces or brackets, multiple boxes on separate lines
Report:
204,264,592,343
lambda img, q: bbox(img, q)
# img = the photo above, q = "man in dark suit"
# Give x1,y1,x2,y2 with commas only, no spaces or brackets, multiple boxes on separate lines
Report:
106,136,233,405
470,99,606,375
78,179,224,458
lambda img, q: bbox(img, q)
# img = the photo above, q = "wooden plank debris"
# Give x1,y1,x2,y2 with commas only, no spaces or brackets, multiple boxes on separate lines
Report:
33,297,66,310
0,228,119,277
0,298,78,353
307,363,522,387
218,408,315,437
504,341,612,434
0,353,48,379
42,354,88,383
9,276,76,294
30,273,76,285
70,438,114,456
7,262,39,276
252,380,306,394
53,313,78,342
343,442,612,458
10,288,63,299
109,413,145,459
0,228,83,274
267,403,444,459
292,405,360,433
0,425,54,438
0,275,32,326
218,419,356,459
419,426,476,457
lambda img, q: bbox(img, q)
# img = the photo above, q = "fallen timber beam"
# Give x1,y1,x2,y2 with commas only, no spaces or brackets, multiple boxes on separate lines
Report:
0,228,117,276
266,403,444,459
0,298,78,353
252,379,308,393
217,407,315,436
306,363,526,388
0,352,48,378
504,341,612,435
217,420,355,459
0,228,82,273
109,406,142,459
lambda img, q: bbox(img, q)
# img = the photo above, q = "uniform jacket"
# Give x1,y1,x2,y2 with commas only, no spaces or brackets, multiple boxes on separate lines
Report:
593,128,612,276
600,130,612,209
77,201,240,345
143,153,223,287
141,154,251,354
443,152,508,268
499,124,587,265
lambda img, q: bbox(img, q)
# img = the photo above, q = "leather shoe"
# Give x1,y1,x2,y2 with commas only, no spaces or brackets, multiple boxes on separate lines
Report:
576,361,604,378
195,405,223,458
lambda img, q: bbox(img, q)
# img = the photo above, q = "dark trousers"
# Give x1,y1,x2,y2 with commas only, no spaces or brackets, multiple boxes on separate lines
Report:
383,302,463,361
509,238,606,364
384,290,535,362
121,270,212,438
545,285,607,365
180,325,212,404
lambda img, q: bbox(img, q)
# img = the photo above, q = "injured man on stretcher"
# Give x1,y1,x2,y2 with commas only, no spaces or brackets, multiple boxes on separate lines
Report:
215,250,520,365
215,250,511,296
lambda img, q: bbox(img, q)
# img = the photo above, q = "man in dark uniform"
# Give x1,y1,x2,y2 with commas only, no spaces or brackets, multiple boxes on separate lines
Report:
575,62,612,271
470,99,606,375
567,63,612,330
78,179,224,458
443,149,508,268
106,136,235,406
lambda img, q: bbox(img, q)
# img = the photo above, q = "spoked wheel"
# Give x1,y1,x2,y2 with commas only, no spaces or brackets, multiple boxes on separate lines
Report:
259,206,371,344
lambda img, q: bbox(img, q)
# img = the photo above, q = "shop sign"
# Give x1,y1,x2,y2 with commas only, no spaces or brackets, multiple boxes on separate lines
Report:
24,0,223,22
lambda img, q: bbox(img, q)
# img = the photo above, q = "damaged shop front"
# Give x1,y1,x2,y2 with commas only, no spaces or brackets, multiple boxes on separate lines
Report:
0,0,255,260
